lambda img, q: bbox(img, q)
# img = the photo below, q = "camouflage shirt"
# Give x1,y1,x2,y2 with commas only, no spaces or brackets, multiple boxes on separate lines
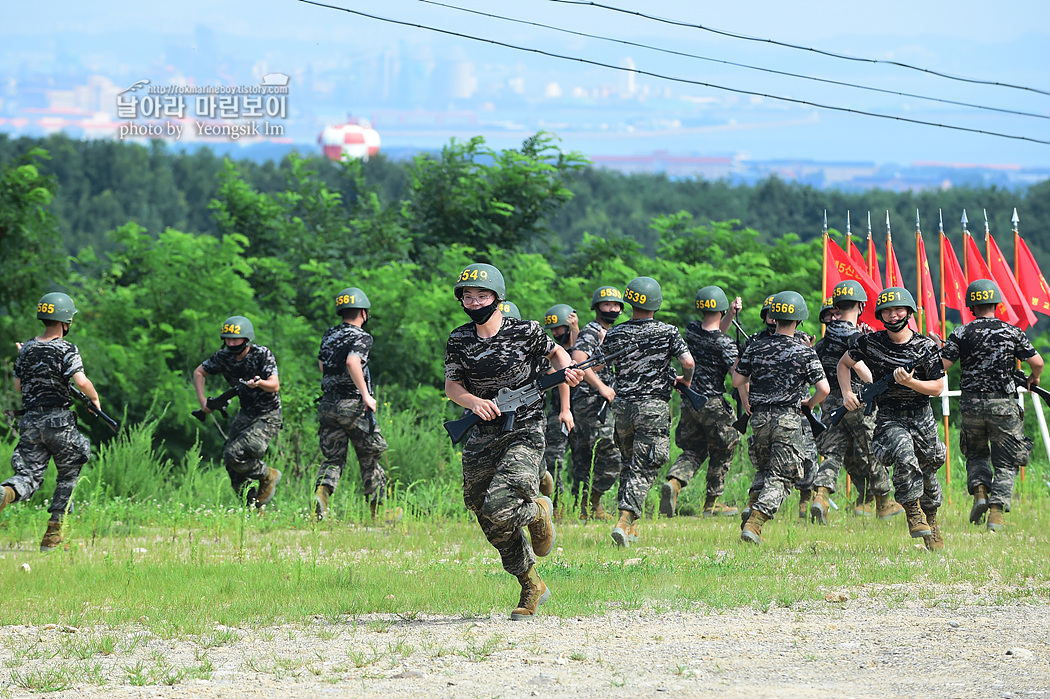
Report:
571,320,616,398
318,323,373,399
14,337,84,410
736,333,825,408
201,344,281,416
815,320,863,396
445,317,556,423
941,317,1037,394
684,322,738,397
847,331,943,411
602,318,689,402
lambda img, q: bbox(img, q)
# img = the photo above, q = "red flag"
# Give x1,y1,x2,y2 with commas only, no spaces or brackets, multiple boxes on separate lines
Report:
941,234,975,324
916,233,941,336
825,237,881,328
987,233,1037,330
1016,236,1050,317
885,237,905,288
965,235,1019,325
849,240,866,270
867,235,883,287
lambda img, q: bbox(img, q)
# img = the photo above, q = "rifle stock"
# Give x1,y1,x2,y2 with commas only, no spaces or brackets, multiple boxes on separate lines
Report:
70,386,119,434
1014,370,1050,405
443,411,484,444
674,381,708,411
364,366,377,433
192,385,241,422
803,405,826,438
733,412,750,434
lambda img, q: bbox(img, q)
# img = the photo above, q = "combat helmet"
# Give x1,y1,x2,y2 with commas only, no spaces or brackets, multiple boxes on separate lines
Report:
454,263,506,301
767,291,808,322
965,279,1002,308
624,277,662,311
498,301,521,320
36,292,77,324
590,285,624,310
220,316,255,342
832,280,867,307
544,304,574,329
873,287,917,318
695,285,729,313
335,287,371,313
819,297,836,324
760,293,777,320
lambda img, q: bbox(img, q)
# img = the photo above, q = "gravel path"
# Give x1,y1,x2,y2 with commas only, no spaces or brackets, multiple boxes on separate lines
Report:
3,592,1049,698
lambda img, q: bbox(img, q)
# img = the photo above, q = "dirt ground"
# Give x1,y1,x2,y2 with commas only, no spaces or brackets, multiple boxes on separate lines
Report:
3,588,1049,698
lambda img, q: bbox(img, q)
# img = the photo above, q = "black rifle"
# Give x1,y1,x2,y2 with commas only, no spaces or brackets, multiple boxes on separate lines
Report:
732,410,750,434
1014,370,1050,406
70,386,119,434
825,362,914,427
675,380,708,411
192,384,242,422
364,366,377,433
444,346,629,444
733,404,825,438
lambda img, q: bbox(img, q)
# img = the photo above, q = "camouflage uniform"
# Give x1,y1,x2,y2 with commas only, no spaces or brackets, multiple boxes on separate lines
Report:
542,368,569,500
847,332,946,508
941,318,1036,509
568,320,622,500
5,338,91,520
736,334,826,517
761,328,820,495
666,322,740,497
445,317,555,576
603,319,688,516
813,320,887,498
201,344,283,496
316,323,389,502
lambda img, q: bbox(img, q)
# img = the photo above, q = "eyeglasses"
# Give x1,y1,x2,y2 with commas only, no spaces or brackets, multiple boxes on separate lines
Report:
461,292,496,305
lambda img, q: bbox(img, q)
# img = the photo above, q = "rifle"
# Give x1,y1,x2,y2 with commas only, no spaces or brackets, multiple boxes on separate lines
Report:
1014,370,1050,406
825,362,914,427
444,346,629,444
192,383,242,422
364,366,377,433
675,380,708,411
733,404,825,438
70,386,119,434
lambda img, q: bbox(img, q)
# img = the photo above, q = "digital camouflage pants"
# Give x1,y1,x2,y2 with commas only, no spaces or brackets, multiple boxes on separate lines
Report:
224,410,282,497
568,392,622,499
746,409,805,517
5,409,90,521
872,407,946,509
316,397,389,503
814,394,889,497
614,399,671,517
462,418,545,577
543,405,569,501
959,395,1032,509
667,396,740,497
794,417,820,493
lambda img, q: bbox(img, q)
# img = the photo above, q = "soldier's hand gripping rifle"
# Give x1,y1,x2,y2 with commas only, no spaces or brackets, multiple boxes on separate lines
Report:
1014,370,1050,406
825,362,915,427
70,386,119,434
444,346,629,444
192,381,244,422
675,381,708,411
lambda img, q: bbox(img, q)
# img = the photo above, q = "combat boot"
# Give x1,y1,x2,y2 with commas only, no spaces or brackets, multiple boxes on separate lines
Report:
255,467,282,507
611,509,636,548
370,498,404,524
986,504,1004,532
923,507,944,551
798,489,812,520
875,494,904,521
660,478,682,518
314,485,332,521
527,496,556,557
510,565,550,620
0,485,14,515
853,494,874,517
810,487,832,525
539,470,554,498
703,494,739,518
970,484,989,524
552,497,567,523
740,510,772,545
901,500,932,538
740,492,760,531
39,520,63,552
589,490,613,521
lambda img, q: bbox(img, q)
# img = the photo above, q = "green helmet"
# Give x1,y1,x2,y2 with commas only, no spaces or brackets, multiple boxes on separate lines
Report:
454,263,506,301
695,285,729,313
873,287,917,317
832,279,867,306
819,297,837,324
590,285,624,310
498,300,521,320
543,303,574,329
624,276,662,311
220,315,255,342
36,292,77,323
335,287,370,313
760,293,777,320
768,291,808,322
965,279,1002,308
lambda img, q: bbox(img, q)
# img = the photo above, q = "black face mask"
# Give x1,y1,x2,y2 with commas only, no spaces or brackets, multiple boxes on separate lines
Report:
555,332,573,347
223,342,248,357
766,321,776,334
464,301,499,325
599,309,620,324
61,323,70,337
881,316,909,332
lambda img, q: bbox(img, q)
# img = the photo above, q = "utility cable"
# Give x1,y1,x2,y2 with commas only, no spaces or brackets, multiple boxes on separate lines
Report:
297,0,1050,146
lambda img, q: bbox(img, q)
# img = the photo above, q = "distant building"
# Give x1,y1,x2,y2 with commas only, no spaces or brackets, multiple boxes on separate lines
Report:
319,118,381,161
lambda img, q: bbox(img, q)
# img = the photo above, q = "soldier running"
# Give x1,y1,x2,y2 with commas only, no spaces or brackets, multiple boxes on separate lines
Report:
941,279,1042,532
734,291,829,545
444,263,583,620
2,293,100,552
193,316,282,507
602,276,694,548
661,285,742,518
314,287,399,523
539,304,578,509
838,287,947,550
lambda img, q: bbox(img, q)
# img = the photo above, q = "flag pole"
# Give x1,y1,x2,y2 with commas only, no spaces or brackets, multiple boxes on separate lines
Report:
915,209,924,333
939,210,950,491
822,210,829,340
885,211,893,286
962,210,970,279
866,211,875,279
1013,208,1028,483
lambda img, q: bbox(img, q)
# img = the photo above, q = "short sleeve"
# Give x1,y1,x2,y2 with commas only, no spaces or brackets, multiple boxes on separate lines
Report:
847,334,867,363
940,327,963,363
1014,329,1037,361
735,345,753,377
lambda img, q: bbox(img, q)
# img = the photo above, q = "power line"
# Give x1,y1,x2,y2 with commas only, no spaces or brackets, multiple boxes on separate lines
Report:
417,0,1048,121
549,0,1050,98
297,0,1050,146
